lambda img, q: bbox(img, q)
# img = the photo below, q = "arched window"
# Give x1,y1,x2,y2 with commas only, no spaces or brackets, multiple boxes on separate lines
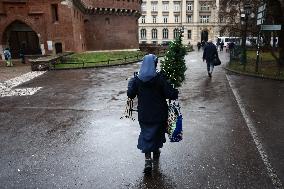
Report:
162,28,168,39
140,29,147,39
152,28,157,39
173,28,179,39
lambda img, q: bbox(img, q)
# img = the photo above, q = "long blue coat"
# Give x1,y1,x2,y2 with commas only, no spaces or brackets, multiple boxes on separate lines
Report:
127,73,178,153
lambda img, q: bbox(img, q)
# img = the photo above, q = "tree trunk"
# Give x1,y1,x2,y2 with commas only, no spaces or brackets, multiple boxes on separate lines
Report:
278,1,284,66
279,29,284,66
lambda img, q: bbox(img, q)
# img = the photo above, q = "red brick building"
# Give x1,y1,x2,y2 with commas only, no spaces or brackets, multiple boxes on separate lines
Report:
0,0,141,58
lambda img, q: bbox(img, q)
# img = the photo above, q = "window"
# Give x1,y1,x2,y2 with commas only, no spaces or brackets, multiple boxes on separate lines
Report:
163,16,168,23
173,28,179,39
51,4,59,22
188,30,192,39
141,3,146,11
200,15,210,23
152,28,157,39
174,2,180,12
152,16,157,23
162,28,168,39
105,18,110,24
140,29,147,39
163,2,169,11
186,15,192,23
151,2,157,12
141,16,146,23
200,3,210,11
187,2,193,11
174,16,179,23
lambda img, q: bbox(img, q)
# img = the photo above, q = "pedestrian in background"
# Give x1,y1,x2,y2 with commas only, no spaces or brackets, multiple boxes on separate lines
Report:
201,40,206,50
220,41,224,52
203,39,219,77
19,46,25,64
127,54,178,174
197,42,201,51
4,48,13,67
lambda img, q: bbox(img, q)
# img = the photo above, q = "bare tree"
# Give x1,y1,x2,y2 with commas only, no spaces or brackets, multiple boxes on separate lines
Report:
219,0,284,65
266,0,284,66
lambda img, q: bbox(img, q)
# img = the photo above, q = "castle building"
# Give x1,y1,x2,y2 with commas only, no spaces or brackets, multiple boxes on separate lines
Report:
0,0,141,58
138,0,221,45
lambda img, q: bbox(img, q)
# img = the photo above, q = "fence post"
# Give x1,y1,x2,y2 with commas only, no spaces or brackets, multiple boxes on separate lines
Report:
83,60,85,68
108,59,110,65
124,57,127,63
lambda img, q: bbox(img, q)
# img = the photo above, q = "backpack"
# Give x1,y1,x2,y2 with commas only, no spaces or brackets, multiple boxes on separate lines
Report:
4,50,10,60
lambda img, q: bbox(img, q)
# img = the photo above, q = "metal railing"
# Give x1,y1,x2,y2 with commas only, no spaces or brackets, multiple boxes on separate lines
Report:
53,50,167,70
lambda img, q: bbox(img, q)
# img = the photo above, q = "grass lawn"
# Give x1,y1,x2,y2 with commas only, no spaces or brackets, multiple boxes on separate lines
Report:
228,50,284,80
54,51,146,69
70,51,145,62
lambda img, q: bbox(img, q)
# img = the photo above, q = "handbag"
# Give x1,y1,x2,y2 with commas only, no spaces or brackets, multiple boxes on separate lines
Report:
213,54,221,66
167,100,183,142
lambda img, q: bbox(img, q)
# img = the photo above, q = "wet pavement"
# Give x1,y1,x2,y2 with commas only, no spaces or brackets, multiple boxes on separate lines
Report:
0,50,283,188
0,60,31,82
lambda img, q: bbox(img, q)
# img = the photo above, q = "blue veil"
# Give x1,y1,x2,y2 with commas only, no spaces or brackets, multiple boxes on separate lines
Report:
138,54,158,82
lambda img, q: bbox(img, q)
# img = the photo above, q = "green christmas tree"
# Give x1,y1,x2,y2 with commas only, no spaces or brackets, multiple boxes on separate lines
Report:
160,31,187,88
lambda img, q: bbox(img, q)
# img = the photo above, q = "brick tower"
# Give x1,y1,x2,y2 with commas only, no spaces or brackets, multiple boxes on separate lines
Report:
0,0,141,58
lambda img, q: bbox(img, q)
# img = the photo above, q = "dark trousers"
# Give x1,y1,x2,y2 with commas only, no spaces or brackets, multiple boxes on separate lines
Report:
207,61,214,73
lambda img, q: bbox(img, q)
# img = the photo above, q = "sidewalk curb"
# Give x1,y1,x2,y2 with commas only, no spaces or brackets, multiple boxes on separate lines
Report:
223,66,284,81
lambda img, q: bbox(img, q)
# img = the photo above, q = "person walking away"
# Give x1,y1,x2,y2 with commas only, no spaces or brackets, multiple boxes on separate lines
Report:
201,40,206,50
4,48,13,67
127,54,178,174
228,42,235,55
220,41,224,52
197,42,201,51
19,47,25,64
203,39,219,77
216,40,220,51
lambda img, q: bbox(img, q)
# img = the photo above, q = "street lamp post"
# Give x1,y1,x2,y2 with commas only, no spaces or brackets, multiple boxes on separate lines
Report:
240,2,253,69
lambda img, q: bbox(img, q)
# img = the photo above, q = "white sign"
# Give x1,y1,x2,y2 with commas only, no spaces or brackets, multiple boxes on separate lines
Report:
257,3,266,26
261,25,282,31
258,4,266,12
257,12,265,19
47,41,53,51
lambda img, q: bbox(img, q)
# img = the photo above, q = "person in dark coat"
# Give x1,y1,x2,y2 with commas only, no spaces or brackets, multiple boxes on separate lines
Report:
203,39,219,77
127,54,178,173
19,47,25,64
220,41,224,51
197,42,201,51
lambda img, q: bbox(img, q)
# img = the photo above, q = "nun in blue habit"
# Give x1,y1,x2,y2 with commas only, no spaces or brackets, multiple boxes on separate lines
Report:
127,54,178,173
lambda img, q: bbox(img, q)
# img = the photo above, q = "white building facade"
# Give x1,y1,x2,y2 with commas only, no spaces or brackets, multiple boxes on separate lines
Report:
138,0,221,45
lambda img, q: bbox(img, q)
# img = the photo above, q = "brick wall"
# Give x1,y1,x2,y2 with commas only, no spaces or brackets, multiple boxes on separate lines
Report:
0,0,141,57
85,14,139,50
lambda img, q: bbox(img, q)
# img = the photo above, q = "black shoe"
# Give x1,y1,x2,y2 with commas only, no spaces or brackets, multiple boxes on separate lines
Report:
153,150,160,160
208,72,212,77
143,159,152,174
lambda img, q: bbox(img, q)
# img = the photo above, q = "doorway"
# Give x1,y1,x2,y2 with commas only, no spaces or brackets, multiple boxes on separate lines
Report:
55,43,63,54
201,30,209,42
3,21,40,58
